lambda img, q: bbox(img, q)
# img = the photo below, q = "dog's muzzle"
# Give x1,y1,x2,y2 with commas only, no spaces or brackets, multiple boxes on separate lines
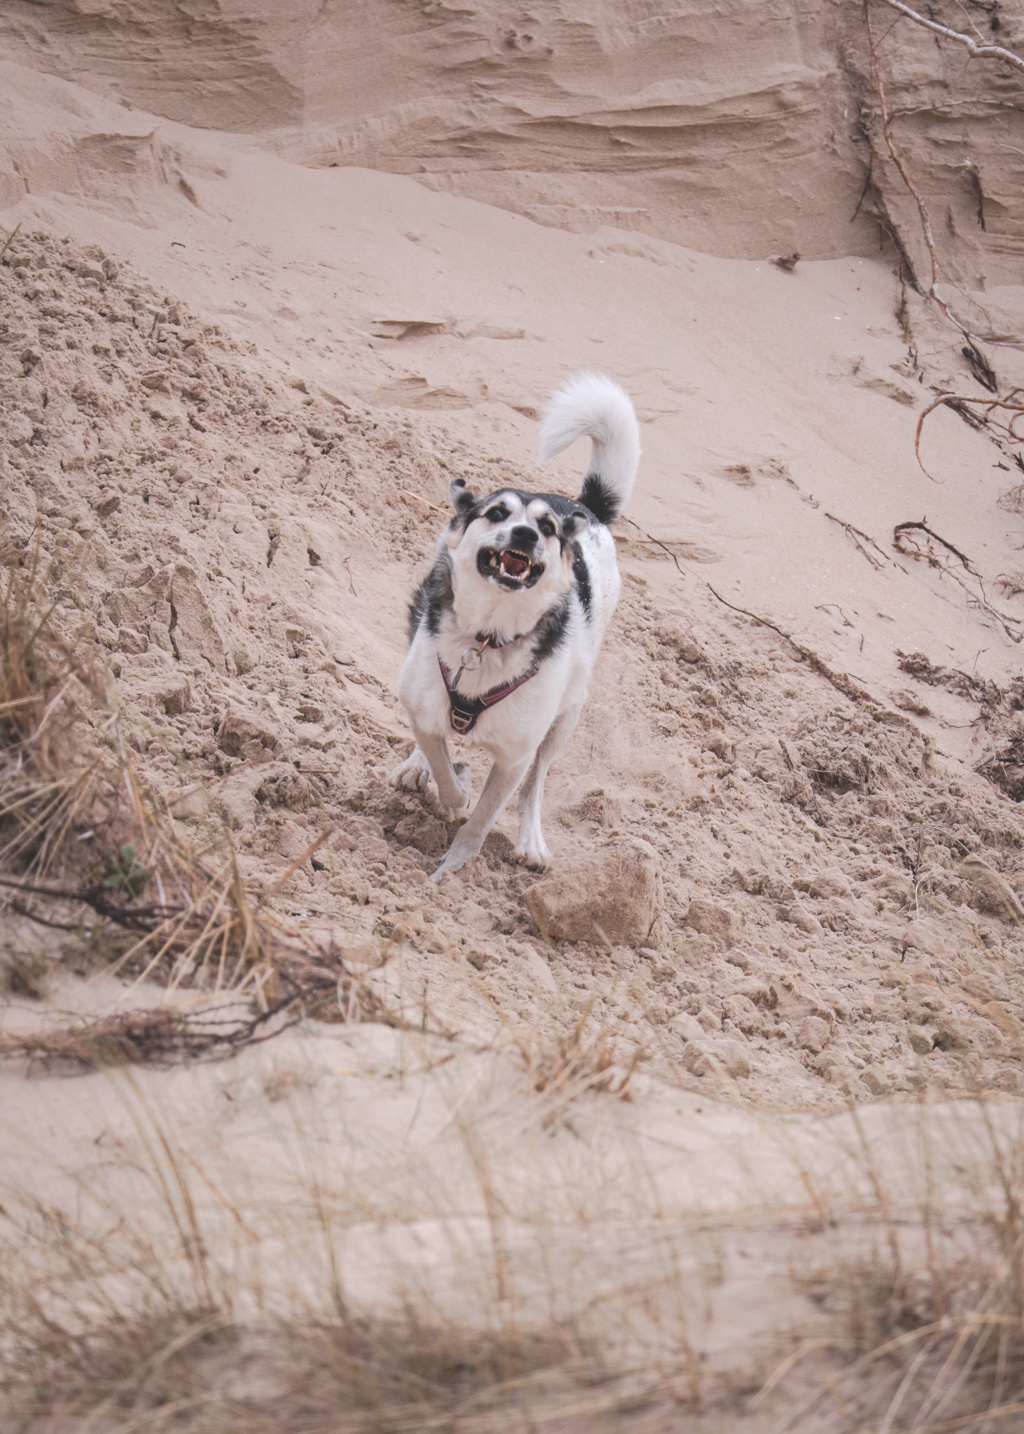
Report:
477,546,544,590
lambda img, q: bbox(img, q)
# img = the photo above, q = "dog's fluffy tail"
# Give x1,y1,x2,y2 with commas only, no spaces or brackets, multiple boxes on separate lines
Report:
537,373,640,526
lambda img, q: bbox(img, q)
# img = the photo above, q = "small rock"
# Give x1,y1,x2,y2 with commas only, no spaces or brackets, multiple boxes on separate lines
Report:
10,413,34,445
860,1067,888,1097
777,902,822,935
522,838,660,945
682,1036,750,1079
117,626,148,655
796,1015,831,1054
218,710,279,759
696,1006,721,1032
685,898,734,939
907,1025,935,1055
670,1012,705,1042
717,1037,752,1078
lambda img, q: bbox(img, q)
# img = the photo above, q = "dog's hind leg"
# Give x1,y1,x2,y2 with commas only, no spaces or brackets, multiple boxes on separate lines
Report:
514,705,580,870
432,754,533,881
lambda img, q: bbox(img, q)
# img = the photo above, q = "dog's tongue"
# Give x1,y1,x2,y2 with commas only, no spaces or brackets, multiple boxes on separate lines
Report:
500,551,529,578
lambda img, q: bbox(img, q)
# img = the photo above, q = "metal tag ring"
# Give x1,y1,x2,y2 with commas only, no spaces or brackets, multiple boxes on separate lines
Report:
460,646,484,672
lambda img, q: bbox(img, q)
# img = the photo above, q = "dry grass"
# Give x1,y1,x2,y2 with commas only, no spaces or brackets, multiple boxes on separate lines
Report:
0,540,107,876
0,1306,614,1434
515,1000,643,1105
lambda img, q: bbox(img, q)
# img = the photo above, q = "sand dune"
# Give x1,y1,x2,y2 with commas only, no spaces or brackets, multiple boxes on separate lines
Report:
3,6,1024,1425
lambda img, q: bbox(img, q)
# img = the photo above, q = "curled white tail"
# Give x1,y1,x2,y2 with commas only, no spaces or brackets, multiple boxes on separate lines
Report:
537,372,640,525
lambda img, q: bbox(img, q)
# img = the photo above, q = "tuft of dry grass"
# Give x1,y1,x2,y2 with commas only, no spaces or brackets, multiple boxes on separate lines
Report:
0,1307,612,1434
515,1000,642,1104
0,540,106,876
0,538,399,1065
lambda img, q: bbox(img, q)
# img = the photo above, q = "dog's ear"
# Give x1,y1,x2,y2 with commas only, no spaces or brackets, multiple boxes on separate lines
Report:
449,478,477,518
562,510,588,541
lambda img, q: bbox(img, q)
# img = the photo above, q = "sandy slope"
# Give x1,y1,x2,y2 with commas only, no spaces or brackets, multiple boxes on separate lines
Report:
3,35,1024,1423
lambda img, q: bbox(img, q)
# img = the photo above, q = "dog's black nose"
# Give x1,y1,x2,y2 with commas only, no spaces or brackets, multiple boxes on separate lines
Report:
511,524,539,549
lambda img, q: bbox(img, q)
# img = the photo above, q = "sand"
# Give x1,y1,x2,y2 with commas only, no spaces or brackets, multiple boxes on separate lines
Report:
2,7,1024,1422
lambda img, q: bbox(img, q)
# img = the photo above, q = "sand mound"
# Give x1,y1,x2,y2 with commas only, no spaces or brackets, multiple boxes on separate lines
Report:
4,220,1024,1110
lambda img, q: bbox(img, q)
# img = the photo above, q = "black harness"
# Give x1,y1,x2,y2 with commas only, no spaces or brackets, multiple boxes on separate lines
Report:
437,632,540,734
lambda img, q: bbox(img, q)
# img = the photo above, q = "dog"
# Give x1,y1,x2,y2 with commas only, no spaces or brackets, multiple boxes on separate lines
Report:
391,373,640,882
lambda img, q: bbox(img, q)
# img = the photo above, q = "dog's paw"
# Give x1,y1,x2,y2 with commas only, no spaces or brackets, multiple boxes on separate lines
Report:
436,763,471,817
390,749,432,793
430,850,467,883
514,838,551,872
431,826,482,881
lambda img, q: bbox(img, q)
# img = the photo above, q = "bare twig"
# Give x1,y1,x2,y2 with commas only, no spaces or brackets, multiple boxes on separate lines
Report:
0,222,22,265
621,516,685,575
824,510,889,569
399,489,445,515
706,584,874,704
865,0,941,296
894,520,976,573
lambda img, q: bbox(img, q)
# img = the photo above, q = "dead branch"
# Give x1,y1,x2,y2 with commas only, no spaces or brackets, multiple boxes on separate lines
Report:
875,0,1024,75
824,511,889,569
915,389,1024,481
621,516,685,575
706,584,874,705
893,522,1023,642
0,1000,301,1073
893,520,976,573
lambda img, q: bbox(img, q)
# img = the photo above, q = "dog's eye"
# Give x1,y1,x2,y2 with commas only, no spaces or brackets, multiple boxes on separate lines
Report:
485,506,509,523
538,517,556,538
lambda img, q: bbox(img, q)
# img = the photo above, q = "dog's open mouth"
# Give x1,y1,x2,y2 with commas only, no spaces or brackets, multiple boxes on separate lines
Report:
477,547,544,590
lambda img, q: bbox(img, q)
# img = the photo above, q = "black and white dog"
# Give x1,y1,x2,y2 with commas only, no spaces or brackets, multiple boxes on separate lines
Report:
391,373,640,881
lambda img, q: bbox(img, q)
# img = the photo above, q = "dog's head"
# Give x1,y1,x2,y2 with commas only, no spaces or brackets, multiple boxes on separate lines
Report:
444,479,588,621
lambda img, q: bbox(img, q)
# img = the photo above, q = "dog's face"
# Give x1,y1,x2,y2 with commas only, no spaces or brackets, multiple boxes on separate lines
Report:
445,480,586,614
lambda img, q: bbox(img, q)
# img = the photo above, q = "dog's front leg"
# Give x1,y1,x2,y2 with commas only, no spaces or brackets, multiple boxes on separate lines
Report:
410,729,471,816
431,754,532,882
